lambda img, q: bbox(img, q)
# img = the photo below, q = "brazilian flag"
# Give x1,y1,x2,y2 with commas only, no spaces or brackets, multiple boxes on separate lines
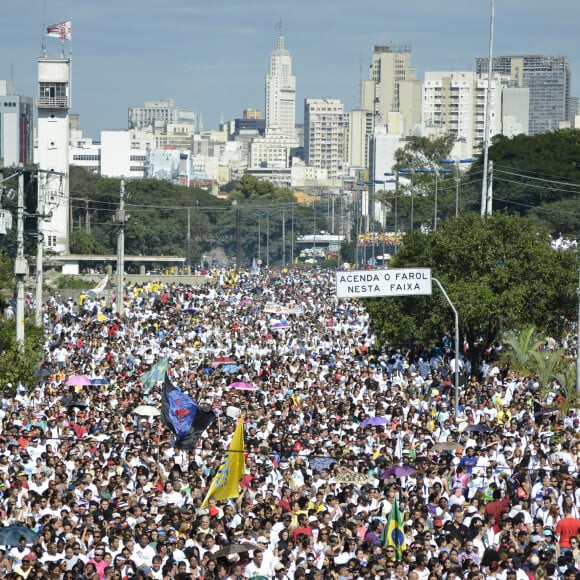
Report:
384,497,406,559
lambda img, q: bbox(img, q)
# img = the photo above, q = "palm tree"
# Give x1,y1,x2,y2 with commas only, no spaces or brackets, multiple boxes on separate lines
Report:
499,324,542,374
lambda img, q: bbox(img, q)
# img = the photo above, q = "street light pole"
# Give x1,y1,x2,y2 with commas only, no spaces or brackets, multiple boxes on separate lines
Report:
433,277,460,418
481,0,495,217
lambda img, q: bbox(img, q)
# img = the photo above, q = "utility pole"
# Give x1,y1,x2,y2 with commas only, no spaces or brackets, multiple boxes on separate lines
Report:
115,179,128,316
187,207,191,274
282,210,286,265
15,172,27,346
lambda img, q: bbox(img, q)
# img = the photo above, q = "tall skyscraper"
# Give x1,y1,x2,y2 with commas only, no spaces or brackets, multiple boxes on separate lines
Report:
361,44,421,134
304,98,345,180
265,36,296,137
476,55,571,135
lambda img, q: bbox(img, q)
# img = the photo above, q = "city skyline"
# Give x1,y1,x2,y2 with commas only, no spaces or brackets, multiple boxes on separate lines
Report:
3,0,579,140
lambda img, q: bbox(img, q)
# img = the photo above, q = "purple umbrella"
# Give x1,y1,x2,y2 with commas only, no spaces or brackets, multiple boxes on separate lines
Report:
239,298,253,307
360,417,389,428
271,321,290,329
65,375,92,387
381,465,416,479
229,382,258,391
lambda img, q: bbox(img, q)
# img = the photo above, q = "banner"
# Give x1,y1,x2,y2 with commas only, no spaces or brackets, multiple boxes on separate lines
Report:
201,415,245,507
161,375,216,450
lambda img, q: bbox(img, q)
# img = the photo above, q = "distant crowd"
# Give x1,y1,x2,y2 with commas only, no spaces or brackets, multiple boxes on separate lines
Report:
0,267,578,580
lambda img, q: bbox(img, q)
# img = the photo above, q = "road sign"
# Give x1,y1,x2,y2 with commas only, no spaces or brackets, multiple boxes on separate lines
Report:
336,268,432,298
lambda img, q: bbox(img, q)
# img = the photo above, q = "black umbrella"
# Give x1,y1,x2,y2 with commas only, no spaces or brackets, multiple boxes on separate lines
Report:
61,397,89,409
464,424,493,433
0,525,39,546
33,367,55,378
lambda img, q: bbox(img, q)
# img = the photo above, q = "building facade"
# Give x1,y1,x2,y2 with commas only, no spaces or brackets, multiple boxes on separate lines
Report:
304,98,345,181
422,71,503,157
476,55,571,135
36,56,71,254
265,36,296,137
0,81,34,166
361,44,421,134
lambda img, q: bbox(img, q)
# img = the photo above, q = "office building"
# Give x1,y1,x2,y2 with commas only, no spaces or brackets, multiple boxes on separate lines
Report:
361,44,421,134
304,98,345,181
265,36,296,137
0,81,34,166
476,55,571,135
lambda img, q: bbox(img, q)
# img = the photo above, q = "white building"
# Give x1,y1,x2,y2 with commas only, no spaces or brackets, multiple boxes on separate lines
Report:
304,98,345,182
502,87,530,137
249,126,299,170
422,71,503,158
36,55,71,254
265,36,296,138
346,109,373,171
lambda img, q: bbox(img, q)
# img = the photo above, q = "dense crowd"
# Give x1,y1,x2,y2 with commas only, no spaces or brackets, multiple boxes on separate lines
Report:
0,268,578,580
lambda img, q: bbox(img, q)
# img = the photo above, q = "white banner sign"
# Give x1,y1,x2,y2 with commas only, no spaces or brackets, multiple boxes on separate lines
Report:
335,268,432,298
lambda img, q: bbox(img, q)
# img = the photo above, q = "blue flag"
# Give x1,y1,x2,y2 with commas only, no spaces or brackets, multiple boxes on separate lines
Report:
161,375,216,450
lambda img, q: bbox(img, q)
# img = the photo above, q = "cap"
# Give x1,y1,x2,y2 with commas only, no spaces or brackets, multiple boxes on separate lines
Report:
531,535,544,543
257,536,269,544
23,554,37,561
274,563,286,571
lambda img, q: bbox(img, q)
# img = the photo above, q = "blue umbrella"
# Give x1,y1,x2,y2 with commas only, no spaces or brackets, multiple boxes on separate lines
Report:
91,377,109,386
309,456,338,473
360,417,388,428
222,364,240,374
0,525,39,546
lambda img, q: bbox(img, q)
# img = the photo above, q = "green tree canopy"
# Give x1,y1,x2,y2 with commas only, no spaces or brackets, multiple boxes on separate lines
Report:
364,212,577,373
461,129,580,234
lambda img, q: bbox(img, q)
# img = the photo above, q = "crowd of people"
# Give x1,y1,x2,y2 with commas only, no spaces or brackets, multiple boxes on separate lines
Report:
0,267,578,580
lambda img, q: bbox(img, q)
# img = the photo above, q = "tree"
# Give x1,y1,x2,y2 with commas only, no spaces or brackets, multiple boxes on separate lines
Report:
499,325,543,374
363,212,577,375
0,320,44,390
461,129,580,235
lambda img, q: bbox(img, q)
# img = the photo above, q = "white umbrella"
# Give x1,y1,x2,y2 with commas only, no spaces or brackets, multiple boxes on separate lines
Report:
133,405,161,417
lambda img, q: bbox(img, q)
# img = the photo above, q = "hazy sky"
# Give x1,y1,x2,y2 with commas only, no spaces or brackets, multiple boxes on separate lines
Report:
4,0,579,139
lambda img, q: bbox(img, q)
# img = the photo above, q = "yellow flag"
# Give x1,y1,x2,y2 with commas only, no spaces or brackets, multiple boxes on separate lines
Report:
201,416,245,508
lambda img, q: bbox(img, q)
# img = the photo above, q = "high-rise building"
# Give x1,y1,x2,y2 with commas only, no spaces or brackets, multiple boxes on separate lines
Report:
346,109,373,170
476,55,571,135
0,81,34,166
304,98,345,181
422,71,503,158
265,36,296,136
361,44,421,134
